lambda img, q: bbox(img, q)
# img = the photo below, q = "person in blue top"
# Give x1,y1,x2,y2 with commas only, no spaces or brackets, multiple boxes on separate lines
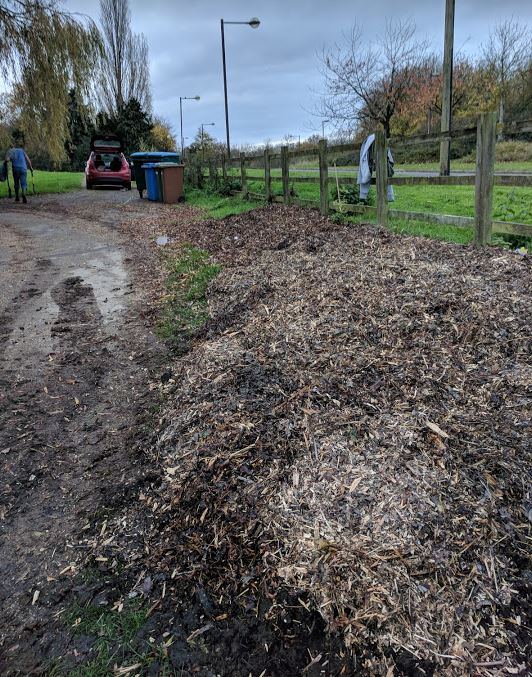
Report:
5,135,33,204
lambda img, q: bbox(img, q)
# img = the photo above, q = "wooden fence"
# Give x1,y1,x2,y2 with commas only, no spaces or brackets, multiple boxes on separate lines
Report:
192,114,532,245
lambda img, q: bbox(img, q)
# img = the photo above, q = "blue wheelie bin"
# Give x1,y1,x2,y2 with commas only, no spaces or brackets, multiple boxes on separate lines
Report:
142,163,162,201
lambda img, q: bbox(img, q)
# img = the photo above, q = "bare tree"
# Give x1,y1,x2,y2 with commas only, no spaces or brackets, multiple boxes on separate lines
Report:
318,19,427,137
481,19,531,128
98,0,151,114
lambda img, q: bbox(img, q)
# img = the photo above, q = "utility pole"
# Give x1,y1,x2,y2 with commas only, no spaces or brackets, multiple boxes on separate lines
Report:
439,0,455,176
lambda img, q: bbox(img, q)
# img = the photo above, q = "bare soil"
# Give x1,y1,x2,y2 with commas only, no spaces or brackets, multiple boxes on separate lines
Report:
0,191,171,673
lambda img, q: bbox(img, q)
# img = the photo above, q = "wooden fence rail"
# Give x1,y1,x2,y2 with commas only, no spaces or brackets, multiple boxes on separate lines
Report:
222,118,531,165
190,113,532,245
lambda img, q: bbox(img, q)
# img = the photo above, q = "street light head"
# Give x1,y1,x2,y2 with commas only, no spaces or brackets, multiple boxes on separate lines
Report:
194,95,200,100
249,17,260,28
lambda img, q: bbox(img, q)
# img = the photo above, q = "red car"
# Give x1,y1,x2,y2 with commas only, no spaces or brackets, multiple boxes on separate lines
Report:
85,135,131,190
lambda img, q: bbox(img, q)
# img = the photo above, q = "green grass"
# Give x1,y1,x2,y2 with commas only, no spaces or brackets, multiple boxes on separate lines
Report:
396,160,532,173
50,599,165,676
245,178,532,224
329,207,475,244
185,188,261,218
230,160,532,177
0,170,83,198
157,244,221,353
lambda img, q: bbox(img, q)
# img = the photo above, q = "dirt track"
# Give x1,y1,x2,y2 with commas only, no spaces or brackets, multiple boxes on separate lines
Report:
0,191,166,672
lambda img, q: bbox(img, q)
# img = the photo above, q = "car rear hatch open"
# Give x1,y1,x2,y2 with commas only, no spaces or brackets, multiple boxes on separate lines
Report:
91,135,123,153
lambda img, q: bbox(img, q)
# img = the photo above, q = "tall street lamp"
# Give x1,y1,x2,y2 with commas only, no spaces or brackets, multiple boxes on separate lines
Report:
322,119,330,139
179,95,200,157
201,122,215,161
220,17,260,158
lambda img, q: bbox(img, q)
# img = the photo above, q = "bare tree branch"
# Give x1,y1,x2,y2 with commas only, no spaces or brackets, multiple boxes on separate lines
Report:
481,18,532,126
317,19,427,137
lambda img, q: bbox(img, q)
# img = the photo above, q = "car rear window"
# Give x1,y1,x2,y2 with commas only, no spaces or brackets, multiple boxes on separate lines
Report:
92,152,124,170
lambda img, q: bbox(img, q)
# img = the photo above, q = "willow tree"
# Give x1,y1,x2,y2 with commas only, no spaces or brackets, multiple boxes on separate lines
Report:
0,0,101,163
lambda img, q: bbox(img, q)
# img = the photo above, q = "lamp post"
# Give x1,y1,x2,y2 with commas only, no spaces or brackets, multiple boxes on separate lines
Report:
220,17,260,158
322,119,330,139
201,123,215,161
179,95,200,157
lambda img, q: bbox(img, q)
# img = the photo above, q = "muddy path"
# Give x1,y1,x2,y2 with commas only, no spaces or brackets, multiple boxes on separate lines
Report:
0,192,167,673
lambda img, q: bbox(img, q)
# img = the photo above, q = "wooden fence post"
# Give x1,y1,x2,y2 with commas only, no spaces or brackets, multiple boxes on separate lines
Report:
240,152,247,198
375,129,389,228
319,139,329,216
474,111,497,246
222,156,227,182
264,149,271,202
281,145,289,205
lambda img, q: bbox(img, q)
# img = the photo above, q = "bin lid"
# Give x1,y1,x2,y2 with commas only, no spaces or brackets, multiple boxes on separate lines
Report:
131,151,180,159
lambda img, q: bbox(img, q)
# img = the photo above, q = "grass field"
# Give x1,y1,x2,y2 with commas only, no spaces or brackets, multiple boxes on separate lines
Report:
288,160,532,173
0,170,83,198
243,178,532,222
227,159,532,181
396,160,532,172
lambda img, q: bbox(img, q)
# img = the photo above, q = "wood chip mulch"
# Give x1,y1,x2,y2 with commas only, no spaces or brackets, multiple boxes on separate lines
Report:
96,205,531,674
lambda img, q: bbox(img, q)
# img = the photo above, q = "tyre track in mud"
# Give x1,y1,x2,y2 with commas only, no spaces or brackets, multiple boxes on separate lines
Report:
0,198,165,673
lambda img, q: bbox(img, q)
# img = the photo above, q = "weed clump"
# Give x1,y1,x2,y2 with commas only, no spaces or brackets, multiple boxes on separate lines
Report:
158,245,220,354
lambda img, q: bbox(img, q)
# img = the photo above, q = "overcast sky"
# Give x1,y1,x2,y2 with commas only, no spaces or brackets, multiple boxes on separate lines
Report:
67,0,531,146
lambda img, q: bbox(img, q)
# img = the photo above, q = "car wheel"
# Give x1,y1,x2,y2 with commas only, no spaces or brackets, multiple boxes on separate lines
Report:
86,181,93,190
125,182,132,191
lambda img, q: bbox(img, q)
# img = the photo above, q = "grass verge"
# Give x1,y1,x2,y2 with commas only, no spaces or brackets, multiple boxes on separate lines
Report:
157,244,221,353
0,170,83,198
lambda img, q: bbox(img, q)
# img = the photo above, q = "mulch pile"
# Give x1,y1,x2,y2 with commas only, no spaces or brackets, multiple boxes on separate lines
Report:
97,205,531,674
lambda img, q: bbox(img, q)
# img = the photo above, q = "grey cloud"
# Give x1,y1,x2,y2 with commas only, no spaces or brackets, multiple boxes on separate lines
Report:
65,0,531,145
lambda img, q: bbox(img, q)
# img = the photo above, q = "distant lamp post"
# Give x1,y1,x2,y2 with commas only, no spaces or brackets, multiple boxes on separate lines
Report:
201,122,215,160
179,95,200,157
220,17,260,158
322,119,330,139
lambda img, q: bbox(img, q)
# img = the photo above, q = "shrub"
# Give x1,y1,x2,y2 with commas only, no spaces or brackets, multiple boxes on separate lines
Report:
330,183,374,206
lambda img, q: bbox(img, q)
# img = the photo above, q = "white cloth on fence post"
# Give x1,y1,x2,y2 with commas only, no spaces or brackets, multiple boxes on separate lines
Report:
357,133,395,202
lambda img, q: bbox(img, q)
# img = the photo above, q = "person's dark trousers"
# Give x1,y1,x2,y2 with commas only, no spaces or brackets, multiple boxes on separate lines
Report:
13,169,28,203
